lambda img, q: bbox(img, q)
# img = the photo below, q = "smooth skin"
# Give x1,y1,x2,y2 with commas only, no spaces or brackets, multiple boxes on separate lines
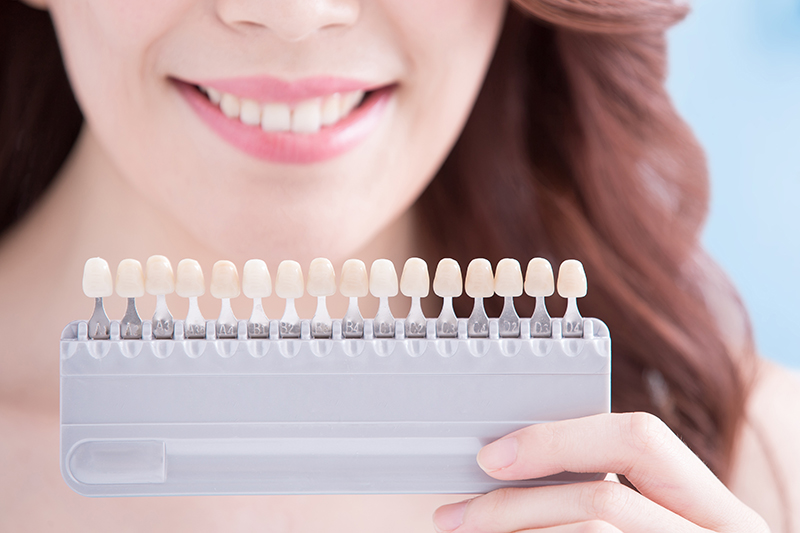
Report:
1,0,799,531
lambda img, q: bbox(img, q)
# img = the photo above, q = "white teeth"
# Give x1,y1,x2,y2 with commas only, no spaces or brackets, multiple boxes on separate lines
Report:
557,259,587,298
321,93,341,126
369,259,398,298
465,258,494,298
494,258,523,298
339,259,369,298
276,260,304,299
219,93,241,119
525,258,554,297
261,103,291,132
292,98,322,133
400,258,429,298
340,90,364,116
176,259,205,298
307,258,336,297
83,257,113,298
116,259,145,298
145,255,175,295
433,258,462,298
206,87,222,105
242,259,272,298
239,98,261,126
210,260,240,299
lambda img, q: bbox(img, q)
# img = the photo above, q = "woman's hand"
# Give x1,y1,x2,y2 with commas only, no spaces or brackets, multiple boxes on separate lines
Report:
432,413,769,532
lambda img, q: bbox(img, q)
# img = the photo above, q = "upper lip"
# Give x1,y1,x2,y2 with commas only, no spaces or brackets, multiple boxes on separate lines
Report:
188,76,386,104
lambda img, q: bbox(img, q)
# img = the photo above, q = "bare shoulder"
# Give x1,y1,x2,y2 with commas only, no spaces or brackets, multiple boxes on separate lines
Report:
728,358,800,533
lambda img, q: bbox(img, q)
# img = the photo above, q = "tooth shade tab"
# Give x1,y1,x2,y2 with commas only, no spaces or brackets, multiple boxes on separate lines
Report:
114,259,144,298
557,259,588,298
400,258,429,298
369,259,398,298
525,258,555,297
433,258,462,298
176,259,205,298
276,260,304,299
494,258,523,297
145,255,175,295
340,259,369,298
307,258,336,297
83,257,113,298
465,258,494,298
210,260,241,299
242,259,272,298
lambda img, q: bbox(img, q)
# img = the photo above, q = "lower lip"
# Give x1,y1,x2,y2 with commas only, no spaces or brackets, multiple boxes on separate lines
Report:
176,80,393,164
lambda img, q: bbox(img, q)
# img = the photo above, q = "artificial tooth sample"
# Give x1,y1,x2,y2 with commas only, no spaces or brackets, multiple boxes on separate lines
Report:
146,255,176,339
339,259,368,338
276,260,304,338
400,258,429,338
433,259,462,338
116,259,144,339
176,259,206,339
83,257,113,339
494,258,523,338
557,259,588,338
465,258,494,338
211,261,240,339
370,259,399,338
307,258,336,338
525,258,554,337
242,259,271,339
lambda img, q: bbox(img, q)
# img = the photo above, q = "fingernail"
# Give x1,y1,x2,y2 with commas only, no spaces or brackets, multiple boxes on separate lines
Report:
477,436,518,471
432,500,469,532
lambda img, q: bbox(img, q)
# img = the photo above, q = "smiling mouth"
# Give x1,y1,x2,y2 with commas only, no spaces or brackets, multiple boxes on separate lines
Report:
194,84,374,134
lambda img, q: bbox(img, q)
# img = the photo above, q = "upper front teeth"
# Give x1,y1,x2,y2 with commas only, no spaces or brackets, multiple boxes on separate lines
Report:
200,86,366,133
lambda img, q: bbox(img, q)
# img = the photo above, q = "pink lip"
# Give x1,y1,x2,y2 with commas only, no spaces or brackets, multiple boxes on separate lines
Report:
175,79,393,164
194,76,383,105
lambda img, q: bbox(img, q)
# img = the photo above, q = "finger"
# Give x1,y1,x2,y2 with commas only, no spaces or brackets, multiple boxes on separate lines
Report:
476,413,758,531
515,521,623,533
432,482,703,533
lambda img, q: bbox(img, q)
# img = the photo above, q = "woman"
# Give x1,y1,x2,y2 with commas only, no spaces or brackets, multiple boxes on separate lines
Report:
0,0,797,531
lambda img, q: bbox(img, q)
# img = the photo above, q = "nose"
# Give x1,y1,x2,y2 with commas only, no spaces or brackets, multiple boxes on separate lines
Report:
215,0,360,42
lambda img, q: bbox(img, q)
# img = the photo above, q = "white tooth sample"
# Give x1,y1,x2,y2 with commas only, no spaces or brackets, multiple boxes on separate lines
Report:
261,102,291,132
340,90,365,116
291,98,322,133
242,259,271,338
176,259,206,339
370,259,398,338
494,258,523,338
557,259,587,338
340,259,368,338
206,87,222,105
320,93,341,126
465,258,494,338
116,259,144,339
219,93,241,119
211,260,240,338
239,98,262,126
525,258,555,338
276,260,304,338
433,258,462,338
146,255,175,339
83,257,112,339
400,258,429,338
307,258,336,338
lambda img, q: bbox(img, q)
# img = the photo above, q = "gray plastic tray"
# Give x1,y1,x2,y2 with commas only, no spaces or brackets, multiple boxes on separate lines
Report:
60,316,610,496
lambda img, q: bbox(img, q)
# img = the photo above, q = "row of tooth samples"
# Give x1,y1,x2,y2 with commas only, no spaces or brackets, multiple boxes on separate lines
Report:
82,256,588,340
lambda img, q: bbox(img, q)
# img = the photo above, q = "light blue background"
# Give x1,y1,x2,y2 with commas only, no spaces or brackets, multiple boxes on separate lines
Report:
667,0,800,368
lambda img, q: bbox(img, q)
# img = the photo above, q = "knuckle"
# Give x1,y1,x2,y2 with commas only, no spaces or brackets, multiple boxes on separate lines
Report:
585,481,630,521
625,412,672,457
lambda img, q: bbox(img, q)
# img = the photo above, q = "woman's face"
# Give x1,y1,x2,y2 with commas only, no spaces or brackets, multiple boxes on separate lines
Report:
43,0,507,262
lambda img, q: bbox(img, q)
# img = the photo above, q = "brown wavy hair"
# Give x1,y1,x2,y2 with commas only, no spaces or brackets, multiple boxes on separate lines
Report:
1,1,752,481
